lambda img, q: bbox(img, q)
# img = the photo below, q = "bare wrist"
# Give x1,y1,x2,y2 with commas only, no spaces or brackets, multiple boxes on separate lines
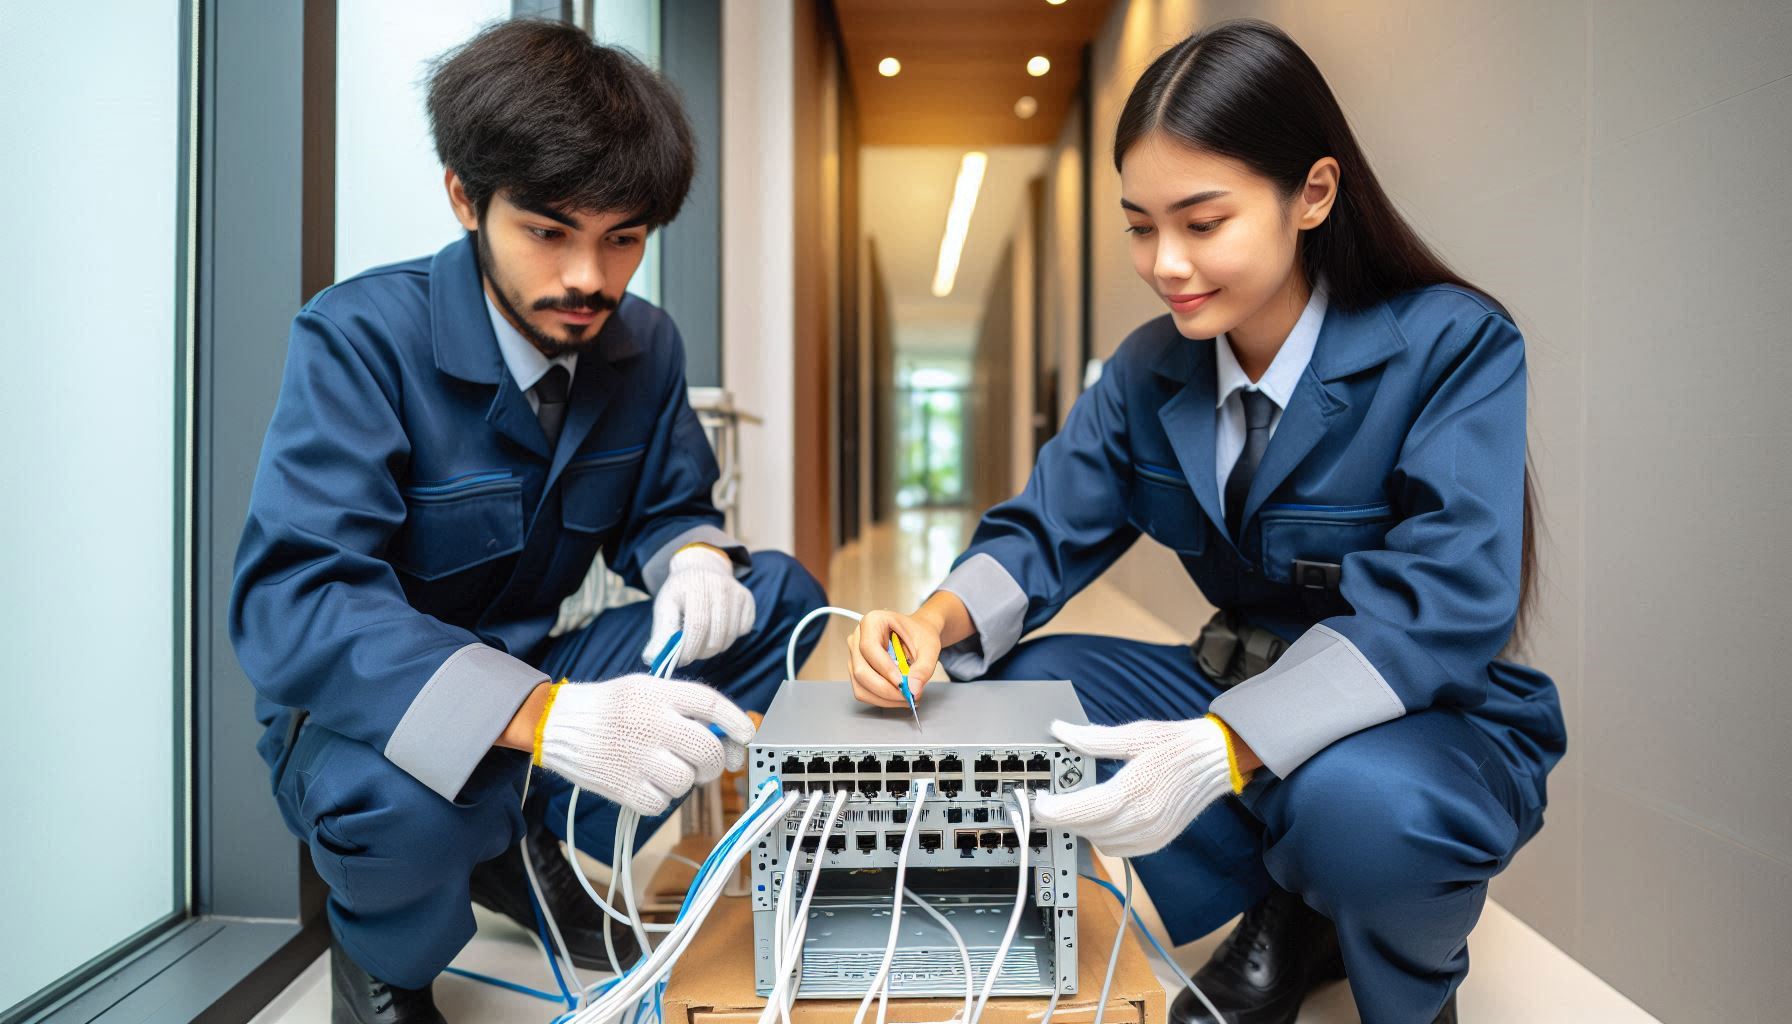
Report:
498,680,554,752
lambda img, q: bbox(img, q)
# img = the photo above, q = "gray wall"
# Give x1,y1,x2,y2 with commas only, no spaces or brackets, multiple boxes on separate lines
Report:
1072,2,1792,1020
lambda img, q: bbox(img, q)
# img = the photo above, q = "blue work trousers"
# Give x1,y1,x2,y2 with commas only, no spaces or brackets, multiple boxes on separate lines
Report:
267,551,825,988
987,634,1563,1024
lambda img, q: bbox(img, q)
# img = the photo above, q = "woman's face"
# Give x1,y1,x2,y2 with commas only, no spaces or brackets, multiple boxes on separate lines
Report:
1119,131,1336,341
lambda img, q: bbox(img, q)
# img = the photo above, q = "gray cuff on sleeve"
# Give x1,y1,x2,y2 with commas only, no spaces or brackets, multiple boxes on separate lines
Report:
1206,623,1405,778
934,553,1030,679
384,643,548,801
642,525,751,593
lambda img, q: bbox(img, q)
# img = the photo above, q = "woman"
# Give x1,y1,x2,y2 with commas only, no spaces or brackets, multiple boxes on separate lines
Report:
845,20,1566,1024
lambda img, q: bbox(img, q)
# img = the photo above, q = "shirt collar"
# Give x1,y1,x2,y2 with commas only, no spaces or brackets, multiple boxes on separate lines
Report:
1213,281,1329,410
485,293,577,394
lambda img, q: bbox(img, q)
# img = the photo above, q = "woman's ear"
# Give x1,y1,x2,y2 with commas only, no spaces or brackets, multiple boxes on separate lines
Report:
1296,157,1340,230
445,169,480,232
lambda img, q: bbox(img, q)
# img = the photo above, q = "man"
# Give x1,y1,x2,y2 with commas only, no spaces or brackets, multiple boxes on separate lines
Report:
230,21,824,1024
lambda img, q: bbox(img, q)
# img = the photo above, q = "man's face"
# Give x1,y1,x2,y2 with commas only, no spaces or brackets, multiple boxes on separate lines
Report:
447,173,649,357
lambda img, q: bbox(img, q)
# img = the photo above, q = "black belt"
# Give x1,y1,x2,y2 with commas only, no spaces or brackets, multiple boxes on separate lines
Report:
1191,610,1288,687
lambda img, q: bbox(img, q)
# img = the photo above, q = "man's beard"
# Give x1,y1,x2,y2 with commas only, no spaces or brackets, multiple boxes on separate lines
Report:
475,230,619,359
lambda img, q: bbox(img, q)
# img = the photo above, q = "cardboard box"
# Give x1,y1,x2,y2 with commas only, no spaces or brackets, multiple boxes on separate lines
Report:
660,871,1165,1024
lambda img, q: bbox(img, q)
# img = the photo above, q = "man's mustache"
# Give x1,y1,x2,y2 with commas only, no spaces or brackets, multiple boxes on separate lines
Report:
533,290,619,314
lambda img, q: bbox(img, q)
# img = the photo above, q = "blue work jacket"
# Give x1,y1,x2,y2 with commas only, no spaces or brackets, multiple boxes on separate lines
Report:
937,285,1563,780
230,236,746,801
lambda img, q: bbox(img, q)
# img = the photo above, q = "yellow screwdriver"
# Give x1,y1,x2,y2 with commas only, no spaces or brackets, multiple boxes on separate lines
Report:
887,633,921,730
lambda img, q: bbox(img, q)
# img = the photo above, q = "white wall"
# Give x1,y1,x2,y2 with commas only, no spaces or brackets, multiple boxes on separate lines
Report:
0,0,181,1006
1080,2,1792,1020
720,0,796,553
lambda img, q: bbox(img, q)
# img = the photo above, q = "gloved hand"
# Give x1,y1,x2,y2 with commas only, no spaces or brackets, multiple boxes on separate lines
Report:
534,673,755,816
643,546,756,667
1030,715,1246,858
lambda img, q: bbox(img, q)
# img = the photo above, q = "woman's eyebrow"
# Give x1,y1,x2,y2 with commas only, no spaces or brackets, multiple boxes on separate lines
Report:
1119,190,1231,214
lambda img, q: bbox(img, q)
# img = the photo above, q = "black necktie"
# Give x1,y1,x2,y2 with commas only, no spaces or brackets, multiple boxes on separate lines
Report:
533,364,571,449
1225,389,1276,538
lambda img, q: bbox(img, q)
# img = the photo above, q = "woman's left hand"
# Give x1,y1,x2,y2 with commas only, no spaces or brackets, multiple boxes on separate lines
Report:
1031,716,1243,858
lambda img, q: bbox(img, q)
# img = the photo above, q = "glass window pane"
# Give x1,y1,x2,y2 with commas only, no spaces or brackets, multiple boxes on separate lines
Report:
0,0,183,1010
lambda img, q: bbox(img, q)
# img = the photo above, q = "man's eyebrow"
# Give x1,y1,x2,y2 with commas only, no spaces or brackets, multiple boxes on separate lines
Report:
607,214,650,232
513,198,579,228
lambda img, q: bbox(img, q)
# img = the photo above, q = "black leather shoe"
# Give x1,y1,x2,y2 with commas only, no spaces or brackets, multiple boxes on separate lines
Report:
1168,886,1346,1024
1432,993,1458,1023
469,827,643,971
330,939,446,1024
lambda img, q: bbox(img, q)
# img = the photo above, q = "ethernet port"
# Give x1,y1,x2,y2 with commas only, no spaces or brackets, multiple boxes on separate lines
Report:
799,835,821,853
825,834,847,854
807,756,829,775
858,779,880,797
917,832,943,852
858,755,880,774
938,778,963,797
884,833,905,853
938,756,962,775
785,779,805,794
893,808,909,825
972,808,990,823
979,831,1002,850
885,756,910,774
974,755,999,774
1029,830,1048,848
832,756,853,774
782,757,805,776
945,808,963,823
1026,754,1050,774
856,834,877,853
1000,830,1020,849
913,755,937,774
887,779,910,798
832,777,853,794
955,831,979,853
1000,755,1024,774
785,834,796,851
975,779,999,797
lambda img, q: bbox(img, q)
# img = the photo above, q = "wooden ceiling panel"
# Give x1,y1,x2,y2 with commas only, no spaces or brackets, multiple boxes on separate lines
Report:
835,0,1116,145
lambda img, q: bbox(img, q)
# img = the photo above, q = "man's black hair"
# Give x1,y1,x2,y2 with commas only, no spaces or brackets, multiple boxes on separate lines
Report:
426,19,695,226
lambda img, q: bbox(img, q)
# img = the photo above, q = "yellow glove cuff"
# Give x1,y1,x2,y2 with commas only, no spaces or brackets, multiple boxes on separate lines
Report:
1205,713,1251,795
532,680,567,767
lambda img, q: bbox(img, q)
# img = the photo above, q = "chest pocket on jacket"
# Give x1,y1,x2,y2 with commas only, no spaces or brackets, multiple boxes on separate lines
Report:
388,471,525,581
1257,502,1395,584
1129,462,1208,556
561,444,647,534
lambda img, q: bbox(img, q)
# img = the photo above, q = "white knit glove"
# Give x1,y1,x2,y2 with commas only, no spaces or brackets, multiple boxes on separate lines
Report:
643,546,756,667
1030,716,1243,858
535,674,755,816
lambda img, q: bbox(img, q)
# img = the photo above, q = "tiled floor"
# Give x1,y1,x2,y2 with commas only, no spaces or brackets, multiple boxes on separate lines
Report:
255,510,1658,1023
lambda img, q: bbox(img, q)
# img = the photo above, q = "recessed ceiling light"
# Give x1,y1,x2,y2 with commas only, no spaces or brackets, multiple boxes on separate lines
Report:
878,57,901,77
1014,96,1038,119
1046,0,1068,5
1026,55,1051,77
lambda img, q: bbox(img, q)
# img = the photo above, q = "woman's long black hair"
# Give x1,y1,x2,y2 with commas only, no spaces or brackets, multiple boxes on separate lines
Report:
1115,19,1539,647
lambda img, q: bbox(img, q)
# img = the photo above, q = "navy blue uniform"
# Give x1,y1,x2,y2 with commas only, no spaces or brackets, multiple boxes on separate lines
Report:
231,236,823,986
935,286,1566,1020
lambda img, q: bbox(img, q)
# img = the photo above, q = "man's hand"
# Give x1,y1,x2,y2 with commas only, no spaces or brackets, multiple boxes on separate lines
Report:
519,673,755,816
847,609,942,708
1030,715,1248,858
643,545,755,667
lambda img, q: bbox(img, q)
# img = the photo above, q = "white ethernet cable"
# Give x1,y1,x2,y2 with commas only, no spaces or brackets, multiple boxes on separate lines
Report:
767,791,827,1024
1090,859,1133,1024
850,778,933,1024
969,789,1031,1024
785,606,866,681
902,888,975,1023
759,789,851,1024
517,771,588,1007
566,784,800,1023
